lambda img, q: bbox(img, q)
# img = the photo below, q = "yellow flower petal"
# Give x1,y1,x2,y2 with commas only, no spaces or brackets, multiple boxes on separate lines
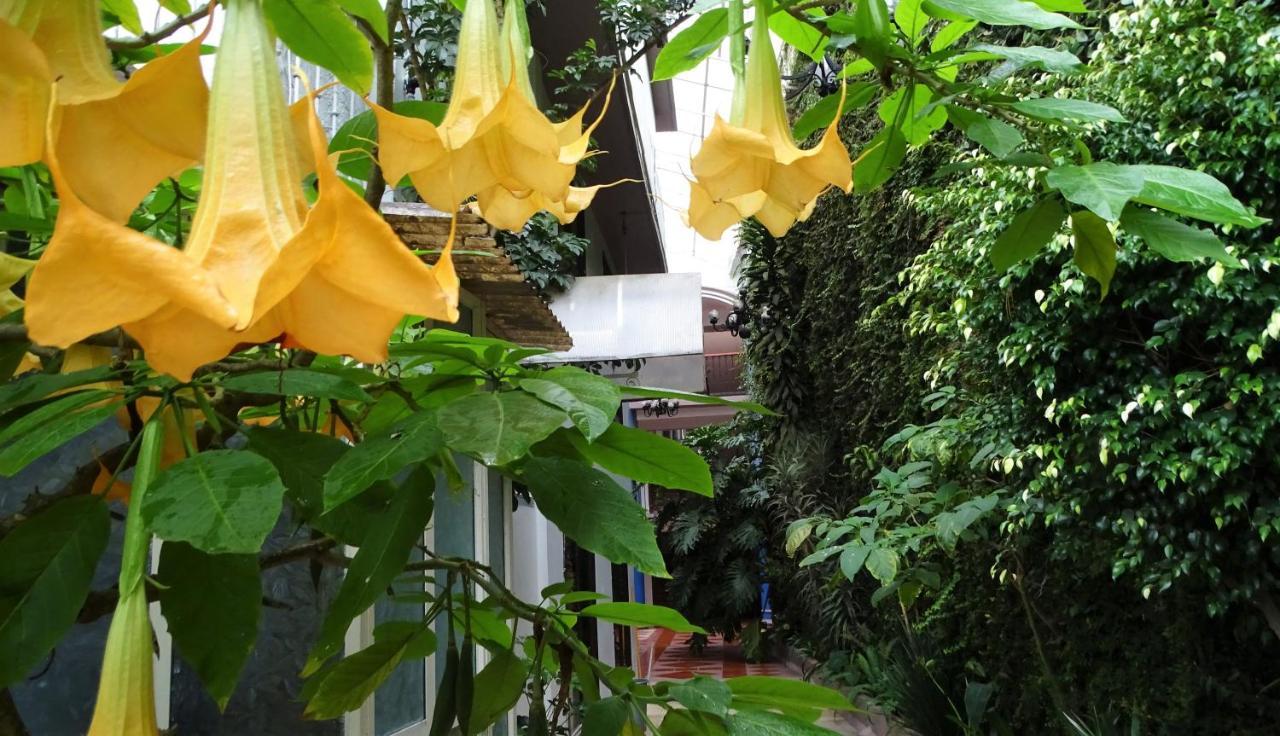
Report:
686,9,852,240
45,10,211,222
24,147,238,350
0,17,50,168
30,0,119,104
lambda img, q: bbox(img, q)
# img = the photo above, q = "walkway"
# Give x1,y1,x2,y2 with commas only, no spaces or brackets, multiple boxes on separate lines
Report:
634,629,887,735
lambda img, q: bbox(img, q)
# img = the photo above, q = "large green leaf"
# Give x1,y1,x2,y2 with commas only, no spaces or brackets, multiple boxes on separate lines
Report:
520,458,669,577
1047,163,1146,222
662,710,730,736
323,412,442,510
878,85,947,147
305,468,435,674
584,696,631,736
726,676,854,712
990,196,1066,271
620,386,773,415
853,127,906,194
103,0,143,33
569,424,712,496
335,0,387,42
0,365,117,412
969,43,1083,74
467,649,530,734
519,366,620,442
652,9,728,81
0,496,109,688
864,547,899,584
1120,208,1239,267
769,10,827,63
728,710,835,736
924,0,1081,30
438,391,567,466
0,389,114,447
1011,97,1126,124
578,602,705,633
220,369,373,402
157,543,261,709
792,83,877,140
305,622,437,718
1070,210,1118,297
670,676,733,717
142,450,286,555
945,106,1023,158
0,398,124,477
263,0,374,94
1127,165,1269,227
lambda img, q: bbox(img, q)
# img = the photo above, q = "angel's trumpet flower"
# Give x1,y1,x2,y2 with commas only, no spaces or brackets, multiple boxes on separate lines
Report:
686,2,852,240
0,0,210,221
26,0,459,380
371,0,610,231
87,417,165,736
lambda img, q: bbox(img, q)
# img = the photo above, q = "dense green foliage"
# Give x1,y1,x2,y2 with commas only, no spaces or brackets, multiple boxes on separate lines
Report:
737,1,1280,732
658,417,771,649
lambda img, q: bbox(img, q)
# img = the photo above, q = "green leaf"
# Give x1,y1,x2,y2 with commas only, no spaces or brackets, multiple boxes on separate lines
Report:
729,710,834,736
157,543,261,709
662,711,730,736
848,0,891,66
1011,97,1126,124
853,127,906,194
726,676,854,712
969,43,1083,74
323,412,443,510
521,457,668,576
839,545,871,581
1047,163,1146,222
467,649,530,734
864,547,899,584
1120,208,1239,267
0,399,124,477
990,196,1066,271
792,83,877,140
879,85,946,147
438,391,568,466
930,19,978,52
578,602,705,633
519,366,621,441
671,676,733,717
330,100,448,181
142,450,286,555
103,0,144,33
220,369,373,402
653,9,728,81
336,0,387,42
619,386,774,415
1127,165,1269,227
924,0,1081,30
0,496,109,688
1070,210,1118,298
784,520,814,556
945,106,1023,158
894,0,930,45
0,389,115,448
157,0,193,12
769,10,827,63
263,0,374,94
305,623,437,718
568,424,712,496
584,696,631,736
0,365,117,412
305,468,435,674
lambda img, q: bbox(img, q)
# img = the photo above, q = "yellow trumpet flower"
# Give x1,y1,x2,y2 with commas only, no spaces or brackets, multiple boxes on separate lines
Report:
26,0,459,380
371,0,610,231
686,5,852,240
0,0,210,222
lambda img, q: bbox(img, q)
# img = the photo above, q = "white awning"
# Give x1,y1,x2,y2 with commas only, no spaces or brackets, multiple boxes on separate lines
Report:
530,274,707,392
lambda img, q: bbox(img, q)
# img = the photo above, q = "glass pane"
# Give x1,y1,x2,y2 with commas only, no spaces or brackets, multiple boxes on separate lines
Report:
375,546,428,736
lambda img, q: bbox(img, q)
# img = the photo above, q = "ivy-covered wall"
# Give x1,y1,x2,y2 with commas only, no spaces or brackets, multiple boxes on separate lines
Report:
742,1,1280,731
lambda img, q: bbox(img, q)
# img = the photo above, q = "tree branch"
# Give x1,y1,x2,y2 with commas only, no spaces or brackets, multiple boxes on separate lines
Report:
106,4,213,50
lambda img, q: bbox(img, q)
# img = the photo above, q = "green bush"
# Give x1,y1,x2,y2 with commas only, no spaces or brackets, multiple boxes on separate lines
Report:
742,1,1280,731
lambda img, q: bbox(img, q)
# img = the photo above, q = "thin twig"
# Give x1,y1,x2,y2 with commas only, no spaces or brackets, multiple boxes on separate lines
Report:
106,4,213,50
